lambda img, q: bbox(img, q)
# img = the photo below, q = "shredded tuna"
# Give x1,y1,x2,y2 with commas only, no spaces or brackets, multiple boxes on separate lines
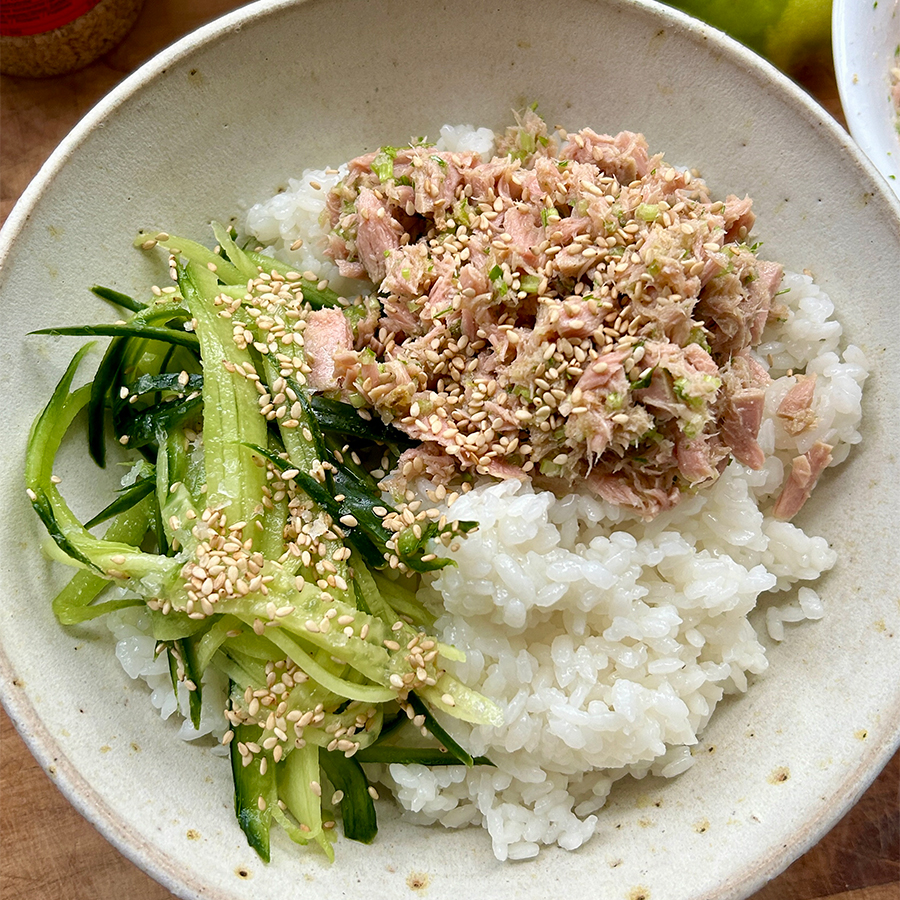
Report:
777,374,818,436
311,113,794,516
303,308,354,392
719,350,770,469
773,441,833,520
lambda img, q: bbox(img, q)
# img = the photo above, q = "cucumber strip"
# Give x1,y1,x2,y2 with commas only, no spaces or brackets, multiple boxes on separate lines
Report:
166,644,181,699
176,259,267,522
194,615,244,674
256,467,289,561
260,360,320,473
26,345,93,489
408,692,474,766
219,630,291,662
25,350,174,581
349,559,397,626
88,335,127,467
418,674,504,727
147,607,212,642
29,474,169,580
230,719,278,862
282,707,382,754
223,626,342,685
90,284,147,313
154,428,201,551
370,570,436,628
355,746,494,767
113,393,203,453
277,743,335,860
318,750,377,844
259,626,395,704
242,249,343,309
179,635,204,730
211,222,258,283
30,323,200,351
212,283,254,301
53,493,154,624
65,597,146,620
82,472,155,530
269,804,332,858
137,231,245,284
309,395,414,451
214,649,262,690
126,372,204,397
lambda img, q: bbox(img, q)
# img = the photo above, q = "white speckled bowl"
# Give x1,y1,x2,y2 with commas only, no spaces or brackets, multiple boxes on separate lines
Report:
1,1,899,898
834,0,900,200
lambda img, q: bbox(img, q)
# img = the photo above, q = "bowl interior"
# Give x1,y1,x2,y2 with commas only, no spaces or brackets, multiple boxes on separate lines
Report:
833,0,900,199
1,1,899,899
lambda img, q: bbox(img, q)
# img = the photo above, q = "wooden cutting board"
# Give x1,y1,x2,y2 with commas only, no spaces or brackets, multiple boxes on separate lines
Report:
1,2,897,898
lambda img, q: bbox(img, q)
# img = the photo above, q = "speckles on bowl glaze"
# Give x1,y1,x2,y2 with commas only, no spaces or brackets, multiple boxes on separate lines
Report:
768,766,791,784
692,741,717,756
406,871,429,891
235,866,252,880
186,829,200,841
693,818,710,834
855,729,869,741
628,887,650,900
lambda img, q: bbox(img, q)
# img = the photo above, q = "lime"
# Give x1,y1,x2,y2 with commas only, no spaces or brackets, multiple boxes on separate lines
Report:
665,0,832,73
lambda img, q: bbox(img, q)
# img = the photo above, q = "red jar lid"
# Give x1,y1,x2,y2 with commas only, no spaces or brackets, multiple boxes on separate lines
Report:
1,0,102,38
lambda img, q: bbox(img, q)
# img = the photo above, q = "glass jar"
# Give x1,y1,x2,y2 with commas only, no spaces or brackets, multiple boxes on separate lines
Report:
1,0,147,78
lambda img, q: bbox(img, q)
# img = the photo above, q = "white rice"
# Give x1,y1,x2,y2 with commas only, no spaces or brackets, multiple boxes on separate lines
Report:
106,605,229,748
107,125,868,860
243,164,357,294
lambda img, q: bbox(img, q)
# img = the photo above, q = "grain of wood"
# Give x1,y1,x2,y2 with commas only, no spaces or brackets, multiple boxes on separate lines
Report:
0,709,175,900
811,885,900,900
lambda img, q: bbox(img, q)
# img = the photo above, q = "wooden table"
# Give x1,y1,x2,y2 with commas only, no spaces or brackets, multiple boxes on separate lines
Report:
1,3,898,898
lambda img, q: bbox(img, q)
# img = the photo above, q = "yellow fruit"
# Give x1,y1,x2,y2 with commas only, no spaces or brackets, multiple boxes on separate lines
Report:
665,0,832,73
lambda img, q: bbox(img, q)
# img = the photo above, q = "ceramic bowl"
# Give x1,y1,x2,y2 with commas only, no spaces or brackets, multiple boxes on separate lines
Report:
1,1,899,899
833,0,900,200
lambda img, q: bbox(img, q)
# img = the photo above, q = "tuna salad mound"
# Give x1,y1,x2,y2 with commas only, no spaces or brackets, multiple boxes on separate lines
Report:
238,117,865,858
28,115,866,866
302,111,826,520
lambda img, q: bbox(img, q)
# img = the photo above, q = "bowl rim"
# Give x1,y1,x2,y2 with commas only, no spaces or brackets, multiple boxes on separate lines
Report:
832,0,900,201
2,1,899,898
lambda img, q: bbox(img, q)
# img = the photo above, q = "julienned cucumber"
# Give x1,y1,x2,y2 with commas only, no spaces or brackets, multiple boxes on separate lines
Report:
25,224,498,863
